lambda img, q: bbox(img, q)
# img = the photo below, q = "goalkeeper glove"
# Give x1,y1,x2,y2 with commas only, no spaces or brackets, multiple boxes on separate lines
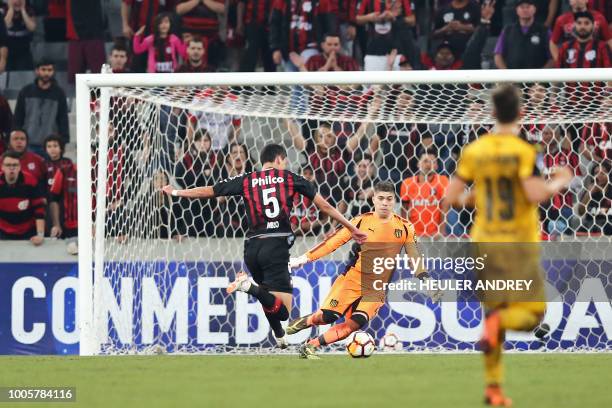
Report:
288,254,309,270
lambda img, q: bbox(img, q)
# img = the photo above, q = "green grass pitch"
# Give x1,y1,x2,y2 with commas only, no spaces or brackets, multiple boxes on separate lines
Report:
1,354,610,408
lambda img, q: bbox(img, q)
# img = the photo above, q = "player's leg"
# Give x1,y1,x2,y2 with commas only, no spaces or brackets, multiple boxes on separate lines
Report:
481,304,512,407
286,274,348,335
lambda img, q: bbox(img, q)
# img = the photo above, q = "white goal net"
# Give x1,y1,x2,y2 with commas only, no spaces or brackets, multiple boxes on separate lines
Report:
77,70,612,355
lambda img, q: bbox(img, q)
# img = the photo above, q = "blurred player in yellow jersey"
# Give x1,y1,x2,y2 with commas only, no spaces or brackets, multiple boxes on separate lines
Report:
445,85,573,407
286,181,438,359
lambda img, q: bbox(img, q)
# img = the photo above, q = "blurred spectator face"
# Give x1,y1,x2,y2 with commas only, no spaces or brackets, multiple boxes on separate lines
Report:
575,17,594,40
35,64,54,84
595,166,608,187
187,40,205,64
229,144,244,171
516,3,536,21
560,135,572,152
239,145,248,164
321,35,341,56
418,153,437,175
194,132,212,153
399,61,413,71
315,125,336,152
9,131,27,153
528,84,547,105
434,47,455,69
46,140,62,161
108,123,116,142
541,126,555,146
110,50,128,71
157,16,171,36
569,0,588,11
421,135,434,149
9,0,24,10
356,158,372,179
182,32,193,45
1,156,21,184
302,167,315,181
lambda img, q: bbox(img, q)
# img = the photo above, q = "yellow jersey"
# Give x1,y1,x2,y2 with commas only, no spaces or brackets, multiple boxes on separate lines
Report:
456,133,541,242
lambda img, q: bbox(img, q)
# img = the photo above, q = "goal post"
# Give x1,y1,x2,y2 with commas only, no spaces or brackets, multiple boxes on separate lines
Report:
77,69,612,356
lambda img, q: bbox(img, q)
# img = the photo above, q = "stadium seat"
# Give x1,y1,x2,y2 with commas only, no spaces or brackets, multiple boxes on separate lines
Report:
6,71,35,91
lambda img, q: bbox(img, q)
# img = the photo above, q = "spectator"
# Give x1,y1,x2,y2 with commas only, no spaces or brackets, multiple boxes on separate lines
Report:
66,0,106,82
577,162,612,235
580,121,612,168
269,0,337,71
345,154,377,218
0,92,13,139
7,129,45,185
142,170,186,240
174,129,217,236
0,150,45,244
188,87,241,152
433,0,480,56
46,137,78,253
494,0,552,69
588,0,612,29
541,126,581,236
291,165,327,236
133,12,187,73
213,142,249,237
43,0,66,42
556,11,612,68
176,35,213,72
407,2,493,70
0,10,7,74
1,0,36,71
530,0,559,28
550,0,611,61
400,148,449,238
356,0,415,70
237,0,275,72
290,33,360,72
14,60,69,155
176,0,225,69
109,42,131,73
338,0,357,57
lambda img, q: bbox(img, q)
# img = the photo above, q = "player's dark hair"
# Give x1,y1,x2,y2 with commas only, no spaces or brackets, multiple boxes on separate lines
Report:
421,147,438,158
1,150,21,163
373,181,395,194
44,134,65,154
10,128,28,141
260,143,287,164
492,85,521,124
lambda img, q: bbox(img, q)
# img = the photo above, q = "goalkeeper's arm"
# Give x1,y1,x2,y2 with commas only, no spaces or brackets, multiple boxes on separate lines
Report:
161,185,215,199
312,194,367,244
289,219,356,269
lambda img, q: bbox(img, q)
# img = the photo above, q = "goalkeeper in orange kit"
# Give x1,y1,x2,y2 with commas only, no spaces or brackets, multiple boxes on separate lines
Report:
286,181,440,359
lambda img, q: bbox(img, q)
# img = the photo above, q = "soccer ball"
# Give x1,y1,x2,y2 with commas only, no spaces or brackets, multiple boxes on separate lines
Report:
378,332,403,352
346,331,376,358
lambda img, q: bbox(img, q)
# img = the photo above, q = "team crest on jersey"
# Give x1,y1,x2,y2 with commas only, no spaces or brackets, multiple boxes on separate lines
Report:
566,49,577,64
394,229,403,238
17,200,29,210
530,35,540,45
329,299,339,307
28,163,35,170
585,50,596,61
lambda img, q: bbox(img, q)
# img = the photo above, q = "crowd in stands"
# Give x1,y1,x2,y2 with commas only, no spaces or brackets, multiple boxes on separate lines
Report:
0,0,611,252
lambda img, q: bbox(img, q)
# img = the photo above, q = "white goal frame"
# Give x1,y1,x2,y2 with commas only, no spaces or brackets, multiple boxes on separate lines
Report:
76,68,612,356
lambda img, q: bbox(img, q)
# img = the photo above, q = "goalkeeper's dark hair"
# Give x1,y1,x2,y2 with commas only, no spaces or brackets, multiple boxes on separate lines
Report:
492,84,521,124
260,143,287,165
373,181,395,194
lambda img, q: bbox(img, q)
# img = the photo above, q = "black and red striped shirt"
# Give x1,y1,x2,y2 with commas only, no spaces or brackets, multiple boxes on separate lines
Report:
123,0,160,33
0,171,45,236
44,158,73,192
178,0,224,39
556,39,612,68
240,0,273,25
338,0,357,24
582,122,612,161
543,149,581,209
49,160,78,231
212,168,317,238
270,0,337,55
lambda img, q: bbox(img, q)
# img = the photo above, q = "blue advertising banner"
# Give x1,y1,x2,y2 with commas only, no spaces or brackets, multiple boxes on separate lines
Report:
0,261,610,354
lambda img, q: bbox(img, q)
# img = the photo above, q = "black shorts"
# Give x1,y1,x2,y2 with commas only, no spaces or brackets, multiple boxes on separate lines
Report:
244,236,293,294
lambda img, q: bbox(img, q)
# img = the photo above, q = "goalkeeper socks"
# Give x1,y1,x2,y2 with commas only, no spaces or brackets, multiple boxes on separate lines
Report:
307,320,360,348
499,307,541,332
483,330,504,385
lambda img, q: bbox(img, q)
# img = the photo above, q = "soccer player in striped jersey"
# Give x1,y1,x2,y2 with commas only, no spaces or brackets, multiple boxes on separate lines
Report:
162,144,366,347
286,181,439,359
444,84,573,406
